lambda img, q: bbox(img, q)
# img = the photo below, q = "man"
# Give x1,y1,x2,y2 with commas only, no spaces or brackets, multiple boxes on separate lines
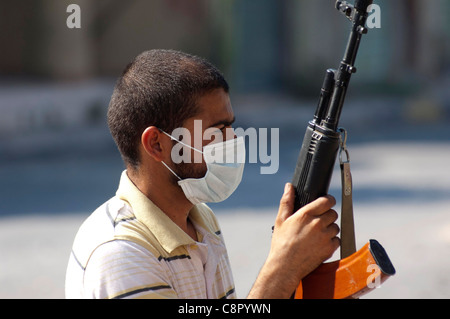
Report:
65,49,340,299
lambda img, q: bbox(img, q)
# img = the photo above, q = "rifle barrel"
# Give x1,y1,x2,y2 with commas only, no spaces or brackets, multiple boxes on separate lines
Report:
322,0,373,131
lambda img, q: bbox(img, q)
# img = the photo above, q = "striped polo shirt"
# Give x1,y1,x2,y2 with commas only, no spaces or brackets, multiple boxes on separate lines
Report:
65,171,236,299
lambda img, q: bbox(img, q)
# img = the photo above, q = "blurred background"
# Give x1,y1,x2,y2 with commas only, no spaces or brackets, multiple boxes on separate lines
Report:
0,0,449,298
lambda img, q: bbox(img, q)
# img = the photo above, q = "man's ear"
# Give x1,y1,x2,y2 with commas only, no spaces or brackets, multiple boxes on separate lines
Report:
141,126,166,162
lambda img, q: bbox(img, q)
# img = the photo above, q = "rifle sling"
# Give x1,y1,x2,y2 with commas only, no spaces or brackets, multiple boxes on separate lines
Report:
340,160,357,259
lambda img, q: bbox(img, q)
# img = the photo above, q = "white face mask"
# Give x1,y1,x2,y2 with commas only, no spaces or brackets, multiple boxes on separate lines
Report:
161,131,246,205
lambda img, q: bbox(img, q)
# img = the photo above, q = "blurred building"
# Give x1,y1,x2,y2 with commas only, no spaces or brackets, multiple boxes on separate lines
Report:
0,0,449,136
2,0,449,86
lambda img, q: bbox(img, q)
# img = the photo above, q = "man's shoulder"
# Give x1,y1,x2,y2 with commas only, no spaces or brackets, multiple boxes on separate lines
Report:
77,196,129,236
71,197,135,267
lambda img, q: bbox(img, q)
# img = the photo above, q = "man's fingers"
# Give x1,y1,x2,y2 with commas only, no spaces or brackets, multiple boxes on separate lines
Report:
302,195,336,217
327,221,340,237
321,209,339,227
275,185,337,232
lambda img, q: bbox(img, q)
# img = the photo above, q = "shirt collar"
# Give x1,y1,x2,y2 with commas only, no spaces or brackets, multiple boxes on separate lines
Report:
115,170,212,253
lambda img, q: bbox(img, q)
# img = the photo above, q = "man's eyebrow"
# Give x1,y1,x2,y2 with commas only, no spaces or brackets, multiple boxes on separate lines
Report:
209,116,236,128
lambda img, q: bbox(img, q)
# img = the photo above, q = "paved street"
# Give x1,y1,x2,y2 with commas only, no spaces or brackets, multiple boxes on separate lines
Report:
0,91,449,298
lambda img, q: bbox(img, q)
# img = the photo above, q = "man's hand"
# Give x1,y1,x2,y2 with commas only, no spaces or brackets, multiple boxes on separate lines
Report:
248,183,340,299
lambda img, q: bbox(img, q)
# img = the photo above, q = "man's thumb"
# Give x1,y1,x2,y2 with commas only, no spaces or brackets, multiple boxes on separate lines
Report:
276,183,295,226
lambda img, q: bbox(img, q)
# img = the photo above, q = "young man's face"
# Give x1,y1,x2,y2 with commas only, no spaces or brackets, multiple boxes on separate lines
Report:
168,88,236,180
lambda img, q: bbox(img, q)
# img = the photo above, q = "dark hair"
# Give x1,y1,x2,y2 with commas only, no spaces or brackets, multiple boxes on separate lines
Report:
107,49,229,169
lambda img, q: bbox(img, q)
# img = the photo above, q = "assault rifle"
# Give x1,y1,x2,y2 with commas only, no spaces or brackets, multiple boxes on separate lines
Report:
291,0,395,299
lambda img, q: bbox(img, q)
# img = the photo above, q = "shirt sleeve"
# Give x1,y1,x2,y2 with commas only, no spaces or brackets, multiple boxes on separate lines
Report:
83,240,177,299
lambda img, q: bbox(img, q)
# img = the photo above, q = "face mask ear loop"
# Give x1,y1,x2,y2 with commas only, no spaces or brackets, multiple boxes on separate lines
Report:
160,129,204,154
161,161,182,181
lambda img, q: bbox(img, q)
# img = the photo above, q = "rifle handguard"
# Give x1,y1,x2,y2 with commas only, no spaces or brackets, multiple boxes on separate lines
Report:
295,239,395,299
